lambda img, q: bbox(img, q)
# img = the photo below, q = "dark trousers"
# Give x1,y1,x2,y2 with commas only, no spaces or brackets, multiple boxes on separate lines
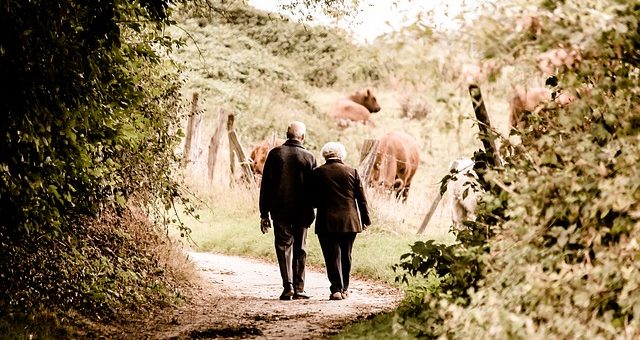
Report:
273,221,308,292
317,232,357,294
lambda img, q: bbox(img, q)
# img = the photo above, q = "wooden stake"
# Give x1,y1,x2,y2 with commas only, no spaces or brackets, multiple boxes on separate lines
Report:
468,84,500,166
182,92,202,168
228,130,256,187
358,139,379,185
227,113,236,183
416,192,443,234
207,109,227,182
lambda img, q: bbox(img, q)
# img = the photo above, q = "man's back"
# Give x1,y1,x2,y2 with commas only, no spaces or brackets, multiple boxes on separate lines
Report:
259,139,316,226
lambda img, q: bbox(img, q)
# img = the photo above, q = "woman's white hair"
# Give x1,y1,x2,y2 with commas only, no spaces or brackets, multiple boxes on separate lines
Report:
321,141,347,160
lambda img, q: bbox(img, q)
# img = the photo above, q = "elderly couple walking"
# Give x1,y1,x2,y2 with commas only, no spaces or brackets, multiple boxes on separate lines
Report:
259,121,371,301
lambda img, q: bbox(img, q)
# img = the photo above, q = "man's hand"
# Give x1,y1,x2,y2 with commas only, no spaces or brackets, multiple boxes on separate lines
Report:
362,224,369,231
260,218,272,234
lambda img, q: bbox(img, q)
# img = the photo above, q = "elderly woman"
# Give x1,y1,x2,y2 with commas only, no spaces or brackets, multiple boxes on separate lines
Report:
311,142,371,301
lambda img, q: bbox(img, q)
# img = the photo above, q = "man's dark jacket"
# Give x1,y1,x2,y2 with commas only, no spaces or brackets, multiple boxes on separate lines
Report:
259,139,317,226
311,159,371,233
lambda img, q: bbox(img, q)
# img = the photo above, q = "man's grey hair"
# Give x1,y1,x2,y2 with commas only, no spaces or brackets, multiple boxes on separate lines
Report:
321,141,347,160
286,121,306,140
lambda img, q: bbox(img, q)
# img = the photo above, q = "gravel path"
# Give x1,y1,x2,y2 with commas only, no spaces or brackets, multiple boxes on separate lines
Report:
127,251,403,339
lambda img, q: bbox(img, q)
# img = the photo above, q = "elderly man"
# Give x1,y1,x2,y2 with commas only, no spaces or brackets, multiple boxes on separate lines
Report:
259,121,317,300
311,142,371,300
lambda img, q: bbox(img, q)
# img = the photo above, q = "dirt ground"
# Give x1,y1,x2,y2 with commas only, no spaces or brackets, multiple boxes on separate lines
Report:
117,251,403,339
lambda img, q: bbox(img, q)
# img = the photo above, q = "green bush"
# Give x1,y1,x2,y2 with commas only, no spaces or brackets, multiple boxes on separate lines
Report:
392,0,640,338
177,1,384,88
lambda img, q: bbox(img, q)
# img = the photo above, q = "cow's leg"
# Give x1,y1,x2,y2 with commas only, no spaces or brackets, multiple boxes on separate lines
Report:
381,156,398,198
392,177,404,201
401,186,409,203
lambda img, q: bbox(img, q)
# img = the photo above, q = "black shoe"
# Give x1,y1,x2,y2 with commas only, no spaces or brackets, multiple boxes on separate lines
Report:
293,291,311,299
329,292,343,300
280,284,294,300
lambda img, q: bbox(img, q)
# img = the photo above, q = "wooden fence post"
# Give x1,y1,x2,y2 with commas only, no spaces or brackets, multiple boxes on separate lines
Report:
207,109,227,182
225,113,255,187
182,92,202,168
227,113,236,182
228,130,256,187
358,139,379,185
416,192,443,234
468,84,500,166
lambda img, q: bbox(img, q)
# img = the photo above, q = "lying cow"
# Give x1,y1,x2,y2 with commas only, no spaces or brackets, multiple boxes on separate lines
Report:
446,157,481,229
249,136,286,176
369,131,420,202
328,88,381,127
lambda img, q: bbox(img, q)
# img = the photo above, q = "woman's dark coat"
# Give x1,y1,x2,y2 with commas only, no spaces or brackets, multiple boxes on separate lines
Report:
312,159,371,234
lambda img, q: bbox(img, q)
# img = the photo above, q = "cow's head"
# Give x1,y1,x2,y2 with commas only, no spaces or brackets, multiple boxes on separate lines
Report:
249,137,285,175
350,88,381,113
249,145,266,175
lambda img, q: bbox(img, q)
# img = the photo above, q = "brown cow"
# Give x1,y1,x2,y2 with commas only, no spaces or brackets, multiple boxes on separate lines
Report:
515,13,542,37
249,136,286,176
536,47,581,76
508,86,576,130
328,88,381,127
457,60,501,86
508,86,552,130
369,131,420,202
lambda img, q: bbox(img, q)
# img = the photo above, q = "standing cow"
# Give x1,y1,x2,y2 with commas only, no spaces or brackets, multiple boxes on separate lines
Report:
508,84,576,130
369,131,420,202
328,88,381,128
249,136,286,176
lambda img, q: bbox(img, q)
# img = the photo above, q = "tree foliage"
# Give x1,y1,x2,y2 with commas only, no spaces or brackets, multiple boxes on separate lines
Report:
0,0,191,334
0,0,183,235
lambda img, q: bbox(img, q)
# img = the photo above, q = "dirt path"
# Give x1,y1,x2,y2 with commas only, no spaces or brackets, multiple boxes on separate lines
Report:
127,251,403,339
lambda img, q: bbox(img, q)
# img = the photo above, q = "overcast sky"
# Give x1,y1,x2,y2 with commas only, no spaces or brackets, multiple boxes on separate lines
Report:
248,0,476,43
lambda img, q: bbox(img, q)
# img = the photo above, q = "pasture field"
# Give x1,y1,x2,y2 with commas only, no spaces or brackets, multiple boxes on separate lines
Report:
173,81,515,284
175,180,453,284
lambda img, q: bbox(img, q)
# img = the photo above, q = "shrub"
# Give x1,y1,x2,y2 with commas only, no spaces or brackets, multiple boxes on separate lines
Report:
0,0,193,335
392,1,640,338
